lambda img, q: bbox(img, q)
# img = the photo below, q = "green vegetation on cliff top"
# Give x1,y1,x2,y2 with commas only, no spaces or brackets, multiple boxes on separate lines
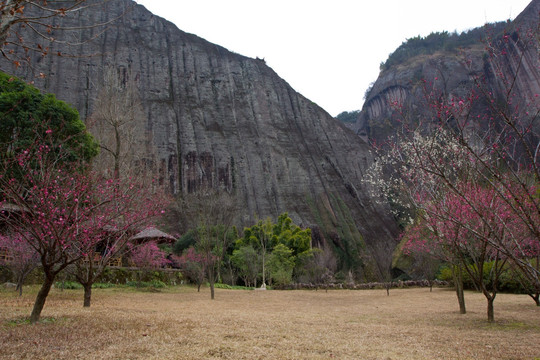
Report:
380,21,509,71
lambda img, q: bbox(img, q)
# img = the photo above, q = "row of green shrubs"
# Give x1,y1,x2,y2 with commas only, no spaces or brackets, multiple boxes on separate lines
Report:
97,267,183,285
55,280,168,290
213,283,265,290
4,262,534,295
1,265,183,287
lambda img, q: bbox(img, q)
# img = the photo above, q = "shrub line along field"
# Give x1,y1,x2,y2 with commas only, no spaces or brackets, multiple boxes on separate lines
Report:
0,286,539,359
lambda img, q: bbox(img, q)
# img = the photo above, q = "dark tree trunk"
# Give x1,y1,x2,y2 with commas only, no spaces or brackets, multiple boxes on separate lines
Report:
487,296,495,322
229,265,235,286
197,282,201,292
83,283,92,307
453,268,466,314
30,274,55,324
16,267,35,296
481,285,497,323
16,273,24,296
209,268,215,300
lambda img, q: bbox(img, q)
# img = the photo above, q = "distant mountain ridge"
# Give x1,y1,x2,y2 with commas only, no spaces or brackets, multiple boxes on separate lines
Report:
354,0,540,144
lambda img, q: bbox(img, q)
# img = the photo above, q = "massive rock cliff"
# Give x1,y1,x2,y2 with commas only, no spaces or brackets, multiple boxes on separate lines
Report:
0,0,398,277
355,0,540,144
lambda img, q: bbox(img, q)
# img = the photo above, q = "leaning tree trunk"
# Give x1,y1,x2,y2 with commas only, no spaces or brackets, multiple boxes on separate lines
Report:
528,293,540,306
30,273,56,324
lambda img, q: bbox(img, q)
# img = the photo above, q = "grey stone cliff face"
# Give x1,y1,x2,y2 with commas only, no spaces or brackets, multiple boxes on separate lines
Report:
0,0,398,276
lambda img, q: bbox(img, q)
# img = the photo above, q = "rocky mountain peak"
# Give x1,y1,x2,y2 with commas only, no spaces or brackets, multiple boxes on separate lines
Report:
354,0,539,145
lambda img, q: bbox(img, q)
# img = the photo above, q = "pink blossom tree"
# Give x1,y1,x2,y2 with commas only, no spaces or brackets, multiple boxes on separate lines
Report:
1,148,105,322
129,241,169,270
404,182,525,321
0,137,168,322
71,183,168,307
402,212,469,313
0,232,39,296
129,241,170,286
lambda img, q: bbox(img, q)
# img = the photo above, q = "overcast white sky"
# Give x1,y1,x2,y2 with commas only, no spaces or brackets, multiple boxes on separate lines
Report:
134,1,530,116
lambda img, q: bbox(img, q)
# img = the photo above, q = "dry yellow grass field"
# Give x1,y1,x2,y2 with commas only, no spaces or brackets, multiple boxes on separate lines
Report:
0,285,539,359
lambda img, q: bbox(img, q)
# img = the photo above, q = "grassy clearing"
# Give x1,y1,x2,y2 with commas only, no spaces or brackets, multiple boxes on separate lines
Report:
0,286,539,359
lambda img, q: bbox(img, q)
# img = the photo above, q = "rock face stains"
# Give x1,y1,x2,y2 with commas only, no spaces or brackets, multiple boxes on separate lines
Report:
184,151,228,193
0,0,399,276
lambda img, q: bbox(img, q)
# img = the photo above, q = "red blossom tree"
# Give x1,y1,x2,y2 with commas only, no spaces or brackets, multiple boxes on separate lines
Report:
171,190,237,299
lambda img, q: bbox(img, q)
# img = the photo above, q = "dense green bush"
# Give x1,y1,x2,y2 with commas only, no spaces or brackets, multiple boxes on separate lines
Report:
336,110,360,123
173,230,197,255
0,71,99,173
